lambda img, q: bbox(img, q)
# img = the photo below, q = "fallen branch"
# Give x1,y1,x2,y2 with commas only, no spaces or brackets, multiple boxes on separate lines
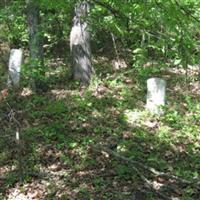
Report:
93,145,200,199
93,145,171,200
94,145,200,186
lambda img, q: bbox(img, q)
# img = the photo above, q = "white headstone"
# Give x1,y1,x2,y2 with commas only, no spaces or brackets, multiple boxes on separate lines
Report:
8,49,23,87
146,78,166,115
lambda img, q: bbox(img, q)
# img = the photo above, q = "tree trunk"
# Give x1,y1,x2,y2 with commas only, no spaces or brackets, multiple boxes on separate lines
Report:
26,0,43,65
70,1,93,84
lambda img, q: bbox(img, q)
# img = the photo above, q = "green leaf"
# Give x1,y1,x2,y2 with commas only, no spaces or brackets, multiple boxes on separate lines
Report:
174,59,182,65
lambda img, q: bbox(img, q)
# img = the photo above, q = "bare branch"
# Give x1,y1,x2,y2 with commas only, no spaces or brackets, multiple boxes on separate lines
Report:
90,0,129,20
93,145,200,187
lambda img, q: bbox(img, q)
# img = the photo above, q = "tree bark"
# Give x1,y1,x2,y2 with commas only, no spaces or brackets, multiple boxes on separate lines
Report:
26,0,43,65
70,1,93,84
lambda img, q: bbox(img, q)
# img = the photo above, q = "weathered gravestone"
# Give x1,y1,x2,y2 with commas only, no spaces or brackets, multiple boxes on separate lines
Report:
146,78,166,115
8,49,23,87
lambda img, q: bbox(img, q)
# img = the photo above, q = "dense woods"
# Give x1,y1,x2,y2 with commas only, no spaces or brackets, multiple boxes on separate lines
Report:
0,0,200,199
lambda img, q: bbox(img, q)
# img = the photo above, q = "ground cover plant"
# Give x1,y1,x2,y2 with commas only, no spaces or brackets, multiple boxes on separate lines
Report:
0,0,200,199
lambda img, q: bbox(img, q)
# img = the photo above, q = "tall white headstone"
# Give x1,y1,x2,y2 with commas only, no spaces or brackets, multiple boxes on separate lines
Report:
146,78,166,115
8,49,23,87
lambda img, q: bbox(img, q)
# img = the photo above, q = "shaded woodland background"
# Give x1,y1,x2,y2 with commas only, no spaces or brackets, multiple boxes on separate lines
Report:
0,0,200,199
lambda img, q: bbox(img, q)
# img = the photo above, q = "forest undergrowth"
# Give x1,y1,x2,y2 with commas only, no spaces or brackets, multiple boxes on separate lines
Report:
0,57,200,200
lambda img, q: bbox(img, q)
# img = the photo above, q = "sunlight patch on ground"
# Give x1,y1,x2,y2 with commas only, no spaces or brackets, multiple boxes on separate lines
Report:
124,109,163,130
93,56,109,64
8,190,28,200
164,64,200,76
7,181,47,200
156,125,172,139
45,58,66,69
0,165,16,178
189,81,200,94
172,81,200,96
111,58,128,70
123,109,144,126
92,109,102,118
51,89,78,99
117,144,128,153
20,87,33,97
46,68,63,76
152,180,164,190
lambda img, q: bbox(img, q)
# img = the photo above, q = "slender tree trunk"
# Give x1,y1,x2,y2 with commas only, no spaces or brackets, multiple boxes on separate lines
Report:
26,0,43,66
70,1,93,84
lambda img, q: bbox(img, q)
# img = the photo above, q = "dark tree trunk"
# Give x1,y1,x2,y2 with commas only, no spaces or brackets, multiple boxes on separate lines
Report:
70,1,93,84
26,0,43,65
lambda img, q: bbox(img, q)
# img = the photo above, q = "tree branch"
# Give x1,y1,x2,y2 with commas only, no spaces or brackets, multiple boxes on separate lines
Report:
93,145,173,200
173,0,200,24
93,145,200,188
90,0,129,20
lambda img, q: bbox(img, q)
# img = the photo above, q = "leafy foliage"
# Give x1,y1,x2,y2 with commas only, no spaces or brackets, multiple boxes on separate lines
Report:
0,0,200,199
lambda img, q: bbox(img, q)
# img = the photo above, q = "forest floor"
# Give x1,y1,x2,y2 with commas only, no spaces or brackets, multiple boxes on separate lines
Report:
0,57,200,200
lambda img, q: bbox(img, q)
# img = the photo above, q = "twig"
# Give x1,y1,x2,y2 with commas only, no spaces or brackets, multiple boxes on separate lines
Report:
93,144,200,200
90,0,129,20
111,33,120,63
93,145,171,200
173,0,200,24
1,96,25,181
95,145,200,186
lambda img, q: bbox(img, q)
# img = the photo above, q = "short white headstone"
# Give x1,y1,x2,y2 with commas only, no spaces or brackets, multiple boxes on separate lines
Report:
8,49,23,87
146,78,166,115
